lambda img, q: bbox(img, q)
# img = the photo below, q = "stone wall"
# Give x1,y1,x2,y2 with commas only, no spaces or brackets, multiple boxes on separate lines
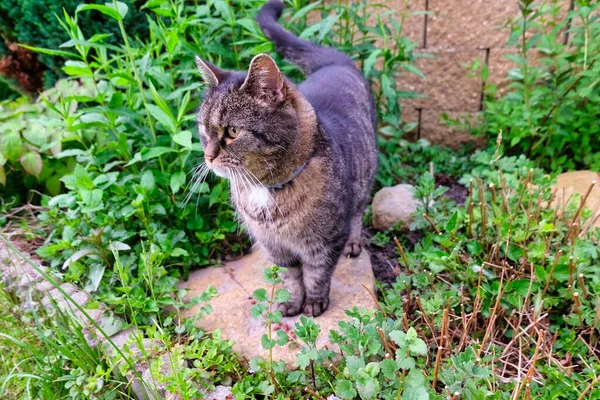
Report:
382,0,573,148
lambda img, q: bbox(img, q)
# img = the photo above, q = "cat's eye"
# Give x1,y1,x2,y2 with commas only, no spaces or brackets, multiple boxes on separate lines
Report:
225,126,239,138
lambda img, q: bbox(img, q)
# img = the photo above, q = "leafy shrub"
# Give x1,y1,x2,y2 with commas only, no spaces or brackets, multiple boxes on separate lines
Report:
0,0,149,92
471,0,600,172
0,80,96,205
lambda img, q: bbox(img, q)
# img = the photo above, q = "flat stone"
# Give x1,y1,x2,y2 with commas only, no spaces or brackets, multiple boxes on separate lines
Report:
180,249,376,366
554,171,600,229
205,385,234,400
372,184,419,230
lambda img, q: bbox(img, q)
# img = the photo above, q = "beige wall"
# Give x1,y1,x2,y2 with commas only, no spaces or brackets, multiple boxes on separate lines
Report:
393,0,573,147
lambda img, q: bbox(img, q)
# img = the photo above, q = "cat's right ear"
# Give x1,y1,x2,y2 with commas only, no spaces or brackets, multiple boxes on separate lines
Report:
195,56,226,87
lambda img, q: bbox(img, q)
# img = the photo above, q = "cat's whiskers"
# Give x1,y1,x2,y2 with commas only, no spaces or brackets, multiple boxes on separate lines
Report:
183,163,210,209
227,168,245,235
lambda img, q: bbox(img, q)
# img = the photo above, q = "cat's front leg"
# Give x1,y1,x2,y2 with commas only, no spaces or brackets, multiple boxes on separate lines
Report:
277,265,305,317
301,258,336,317
263,247,305,317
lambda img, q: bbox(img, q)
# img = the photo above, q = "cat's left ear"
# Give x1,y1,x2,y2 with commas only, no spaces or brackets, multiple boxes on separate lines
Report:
241,54,286,108
195,56,227,87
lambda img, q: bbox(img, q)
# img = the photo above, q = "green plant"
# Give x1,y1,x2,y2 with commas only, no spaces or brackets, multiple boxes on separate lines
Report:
470,0,600,172
0,284,131,399
0,0,149,92
381,146,600,398
0,80,96,204
26,0,426,328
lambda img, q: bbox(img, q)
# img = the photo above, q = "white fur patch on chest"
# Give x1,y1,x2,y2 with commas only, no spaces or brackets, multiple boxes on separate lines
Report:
247,186,272,209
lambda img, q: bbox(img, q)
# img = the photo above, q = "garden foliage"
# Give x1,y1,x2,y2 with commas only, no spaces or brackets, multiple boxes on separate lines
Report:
473,0,600,172
1,0,600,399
0,0,149,92
2,0,424,324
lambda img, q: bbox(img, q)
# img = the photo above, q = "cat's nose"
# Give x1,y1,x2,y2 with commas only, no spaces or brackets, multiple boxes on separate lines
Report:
205,153,217,162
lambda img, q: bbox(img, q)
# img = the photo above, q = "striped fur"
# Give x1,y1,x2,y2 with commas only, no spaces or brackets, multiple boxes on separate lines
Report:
195,0,377,317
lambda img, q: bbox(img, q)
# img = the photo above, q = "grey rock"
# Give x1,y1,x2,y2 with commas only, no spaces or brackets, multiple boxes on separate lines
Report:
206,385,234,400
371,184,419,230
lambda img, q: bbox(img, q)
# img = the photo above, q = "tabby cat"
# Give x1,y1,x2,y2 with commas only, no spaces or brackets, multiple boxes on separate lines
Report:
195,0,377,317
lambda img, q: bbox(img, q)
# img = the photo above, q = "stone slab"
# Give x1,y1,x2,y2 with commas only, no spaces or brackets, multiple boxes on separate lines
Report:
553,171,600,229
180,249,376,366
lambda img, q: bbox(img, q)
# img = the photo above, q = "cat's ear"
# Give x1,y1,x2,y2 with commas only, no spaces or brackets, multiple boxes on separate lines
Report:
241,54,286,107
195,56,226,87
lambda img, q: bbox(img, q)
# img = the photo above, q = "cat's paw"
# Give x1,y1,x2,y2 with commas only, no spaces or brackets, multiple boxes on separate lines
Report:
277,301,304,317
302,298,330,317
343,239,362,258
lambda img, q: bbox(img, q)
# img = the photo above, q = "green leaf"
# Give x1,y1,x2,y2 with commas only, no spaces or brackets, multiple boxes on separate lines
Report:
397,355,415,370
62,60,93,77
335,379,357,400
276,329,288,346
73,164,94,190
363,49,382,77
274,288,290,303
389,330,407,348
173,130,192,149
251,303,266,318
141,147,176,161
76,3,121,20
20,151,43,179
446,210,458,232
170,171,186,194
402,369,429,400
345,355,365,375
261,334,276,349
252,288,268,302
0,130,23,162
146,104,176,134
356,377,379,400
140,171,155,191
19,44,79,58
296,351,311,369
148,81,176,123
84,263,106,293
381,359,398,380
107,1,128,18
0,166,5,186
408,338,428,356
0,151,5,167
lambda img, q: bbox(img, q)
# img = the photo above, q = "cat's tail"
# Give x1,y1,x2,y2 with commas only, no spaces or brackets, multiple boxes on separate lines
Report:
256,0,354,75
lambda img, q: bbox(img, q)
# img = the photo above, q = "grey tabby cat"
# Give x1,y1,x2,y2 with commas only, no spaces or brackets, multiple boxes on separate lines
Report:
195,0,377,317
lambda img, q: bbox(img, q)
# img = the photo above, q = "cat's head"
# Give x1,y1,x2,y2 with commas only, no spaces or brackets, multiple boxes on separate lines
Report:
195,54,305,185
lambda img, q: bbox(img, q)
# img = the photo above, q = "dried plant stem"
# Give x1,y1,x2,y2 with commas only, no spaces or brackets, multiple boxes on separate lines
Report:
513,332,544,400
416,296,439,346
577,274,588,298
328,363,340,375
477,178,487,237
423,213,441,234
578,375,600,400
478,271,506,358
542,249,563,297
562,180,597,245
362,283,387,317
304,387,325,400
432,307,449,389
377,327,396,357
393,237,410,268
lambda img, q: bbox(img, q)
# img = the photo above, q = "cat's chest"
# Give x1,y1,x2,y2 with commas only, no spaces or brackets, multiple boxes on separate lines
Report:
236,185,279,223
